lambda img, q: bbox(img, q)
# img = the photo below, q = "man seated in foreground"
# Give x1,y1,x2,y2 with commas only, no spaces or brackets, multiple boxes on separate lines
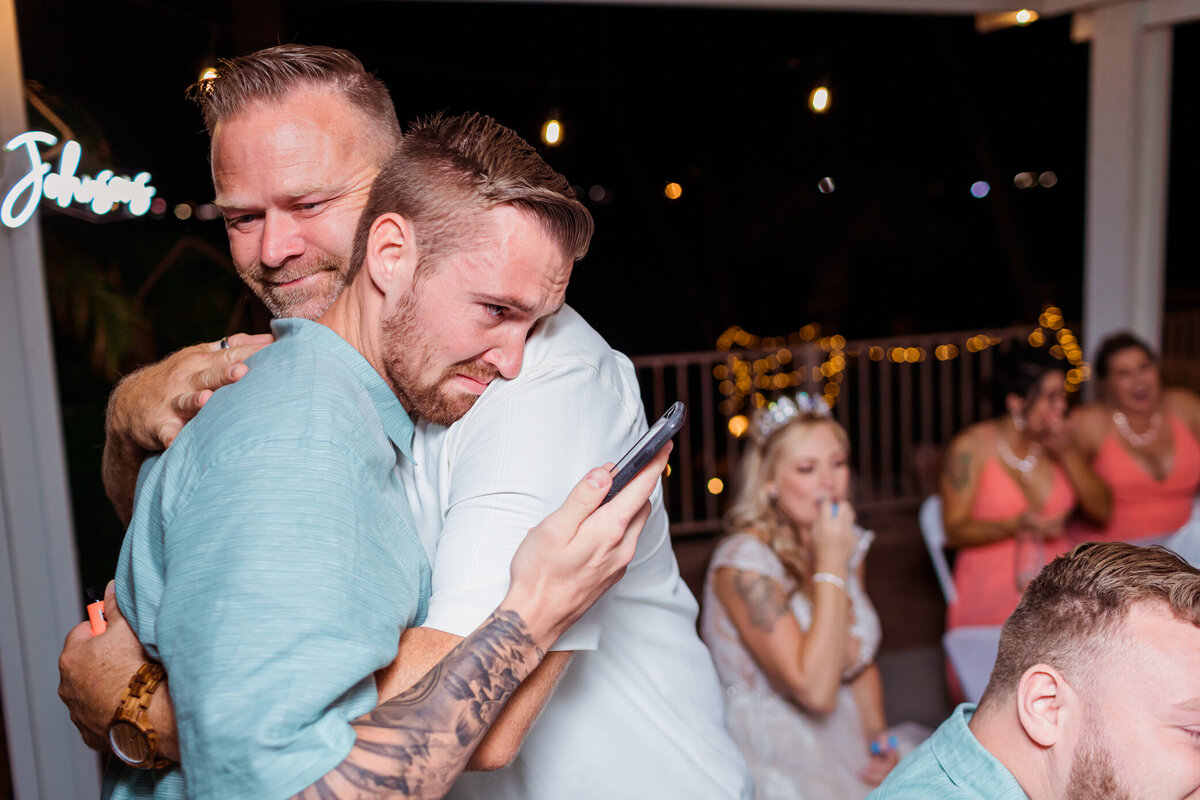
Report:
869,541,1200,799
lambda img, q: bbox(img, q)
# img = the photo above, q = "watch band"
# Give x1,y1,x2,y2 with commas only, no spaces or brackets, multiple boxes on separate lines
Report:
108,662,172,769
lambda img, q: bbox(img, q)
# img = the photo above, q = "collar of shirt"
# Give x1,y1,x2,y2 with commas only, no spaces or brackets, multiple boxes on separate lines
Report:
270,318,415,461
935,703,1030,799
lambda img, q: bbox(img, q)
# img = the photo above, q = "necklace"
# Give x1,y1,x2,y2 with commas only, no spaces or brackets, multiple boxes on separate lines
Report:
1112,410,1162,447
997,435,1040,482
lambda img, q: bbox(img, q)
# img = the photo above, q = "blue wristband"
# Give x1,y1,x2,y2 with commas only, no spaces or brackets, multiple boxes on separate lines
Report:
870,734,899,755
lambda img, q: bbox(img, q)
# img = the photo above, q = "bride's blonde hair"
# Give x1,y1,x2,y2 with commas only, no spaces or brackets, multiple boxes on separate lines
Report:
723,411,850,588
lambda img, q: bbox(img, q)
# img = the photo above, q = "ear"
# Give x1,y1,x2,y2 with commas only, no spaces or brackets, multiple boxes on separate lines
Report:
1015,664,1073,747
364,212,416,296
1005,392,1025,419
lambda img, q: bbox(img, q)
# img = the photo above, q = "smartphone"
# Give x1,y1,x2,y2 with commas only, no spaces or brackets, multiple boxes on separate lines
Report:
603,401,687,503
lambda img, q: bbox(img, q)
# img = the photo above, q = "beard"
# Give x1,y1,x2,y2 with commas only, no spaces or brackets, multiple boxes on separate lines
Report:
1065,723,1129,800
241,253,347,319
380,290,500,427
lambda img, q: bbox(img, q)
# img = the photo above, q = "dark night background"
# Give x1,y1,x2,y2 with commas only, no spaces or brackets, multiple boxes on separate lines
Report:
10,0,1200,585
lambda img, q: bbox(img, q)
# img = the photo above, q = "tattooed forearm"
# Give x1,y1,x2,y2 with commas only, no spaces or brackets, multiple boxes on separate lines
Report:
733,570,789,632
295,610,544,800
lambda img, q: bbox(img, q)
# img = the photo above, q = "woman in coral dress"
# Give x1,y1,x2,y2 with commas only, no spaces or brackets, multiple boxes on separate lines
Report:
940,346,1110,629
1067,331,1200,543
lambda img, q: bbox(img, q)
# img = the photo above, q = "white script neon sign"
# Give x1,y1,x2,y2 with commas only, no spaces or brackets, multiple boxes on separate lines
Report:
2,131,156,228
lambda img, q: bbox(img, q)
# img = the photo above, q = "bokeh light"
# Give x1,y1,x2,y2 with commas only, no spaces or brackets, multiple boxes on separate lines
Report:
809,86,830,113
728,415,749,438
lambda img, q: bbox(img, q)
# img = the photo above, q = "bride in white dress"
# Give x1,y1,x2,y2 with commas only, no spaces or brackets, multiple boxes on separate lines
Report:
700,395,922,799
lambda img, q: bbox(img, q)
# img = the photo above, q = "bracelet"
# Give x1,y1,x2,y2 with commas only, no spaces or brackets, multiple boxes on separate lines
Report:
812,572,847,590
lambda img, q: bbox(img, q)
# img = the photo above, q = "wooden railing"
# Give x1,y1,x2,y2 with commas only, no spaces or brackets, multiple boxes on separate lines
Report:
634,310,1200,538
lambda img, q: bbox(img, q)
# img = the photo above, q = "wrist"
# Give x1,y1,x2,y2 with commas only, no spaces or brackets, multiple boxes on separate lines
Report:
811,558,848,578
474,608,547,681
108,662,174,770
811,572,847,591
495,592,563,654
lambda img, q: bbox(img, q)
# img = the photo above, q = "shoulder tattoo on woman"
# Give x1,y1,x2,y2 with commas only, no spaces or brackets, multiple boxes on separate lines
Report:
733,570,789,632
947,447,972,491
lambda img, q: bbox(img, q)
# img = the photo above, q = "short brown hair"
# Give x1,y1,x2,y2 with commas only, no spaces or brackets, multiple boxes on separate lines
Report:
981,542,1200,704
349,112,593,283
187,43,401,162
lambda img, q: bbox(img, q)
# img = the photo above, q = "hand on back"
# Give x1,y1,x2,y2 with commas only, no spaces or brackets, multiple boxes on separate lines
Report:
110,332,273,450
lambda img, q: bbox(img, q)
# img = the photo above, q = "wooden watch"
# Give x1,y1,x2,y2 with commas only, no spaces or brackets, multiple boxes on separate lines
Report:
107,662,172,769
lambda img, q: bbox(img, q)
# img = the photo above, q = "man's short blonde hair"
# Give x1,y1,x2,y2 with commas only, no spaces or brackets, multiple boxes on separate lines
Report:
187,43,401,165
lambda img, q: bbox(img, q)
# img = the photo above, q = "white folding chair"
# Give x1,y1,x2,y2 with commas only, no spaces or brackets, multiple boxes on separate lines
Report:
919,494,957,605
1164,496,1200,567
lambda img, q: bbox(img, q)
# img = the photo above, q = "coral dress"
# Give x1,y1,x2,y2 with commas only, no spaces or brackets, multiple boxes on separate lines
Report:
701,531,886,800
1086,415,1200,541
946,456,1075,630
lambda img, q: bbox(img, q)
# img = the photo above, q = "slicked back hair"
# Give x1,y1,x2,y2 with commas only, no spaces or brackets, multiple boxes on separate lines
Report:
980,541,1200,706
187,43,401,164
349,112,593,284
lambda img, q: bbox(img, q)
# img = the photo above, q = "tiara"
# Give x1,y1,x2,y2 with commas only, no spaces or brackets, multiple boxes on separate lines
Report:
755,392,832,439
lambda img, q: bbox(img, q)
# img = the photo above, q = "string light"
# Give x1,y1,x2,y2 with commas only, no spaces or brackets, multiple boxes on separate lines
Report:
712,303,1089,416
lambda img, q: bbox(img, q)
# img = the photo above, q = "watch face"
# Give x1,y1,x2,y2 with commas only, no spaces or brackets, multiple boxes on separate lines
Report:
109,720,151,766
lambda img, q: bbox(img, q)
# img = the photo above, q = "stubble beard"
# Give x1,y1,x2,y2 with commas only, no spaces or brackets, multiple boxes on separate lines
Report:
245,253,348,319
380,290,500,427
1065,723,1129,800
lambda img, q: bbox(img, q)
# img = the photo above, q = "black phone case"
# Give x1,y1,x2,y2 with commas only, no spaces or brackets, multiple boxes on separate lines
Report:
603,401,687,503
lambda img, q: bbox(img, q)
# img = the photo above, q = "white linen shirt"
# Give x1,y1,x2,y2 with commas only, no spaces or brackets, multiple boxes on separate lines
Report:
401,304,754,800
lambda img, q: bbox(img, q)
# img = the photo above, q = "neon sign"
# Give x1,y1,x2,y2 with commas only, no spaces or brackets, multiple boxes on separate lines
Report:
2,131,156,228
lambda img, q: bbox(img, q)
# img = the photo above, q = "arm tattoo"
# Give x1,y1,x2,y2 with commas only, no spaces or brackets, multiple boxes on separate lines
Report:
732,570,789,632
947,449,972,492
296,610,543,800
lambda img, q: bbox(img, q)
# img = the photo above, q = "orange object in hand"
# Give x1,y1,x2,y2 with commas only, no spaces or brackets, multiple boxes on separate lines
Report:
86,586,107,634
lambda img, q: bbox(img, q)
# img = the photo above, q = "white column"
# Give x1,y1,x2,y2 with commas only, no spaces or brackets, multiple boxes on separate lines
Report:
0,0,102,796
1082,1,1173,356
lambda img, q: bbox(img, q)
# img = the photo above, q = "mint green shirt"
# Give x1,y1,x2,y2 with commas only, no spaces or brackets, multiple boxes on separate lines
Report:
869,704,1029,799
105,319,431,800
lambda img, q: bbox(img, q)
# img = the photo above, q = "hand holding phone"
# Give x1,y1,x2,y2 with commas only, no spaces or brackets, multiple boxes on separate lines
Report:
603,401,687,503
